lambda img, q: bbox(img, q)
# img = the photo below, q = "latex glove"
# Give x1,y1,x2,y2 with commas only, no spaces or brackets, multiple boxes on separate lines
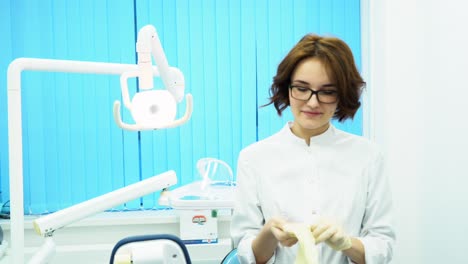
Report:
283,223,319,264
310,218,352,251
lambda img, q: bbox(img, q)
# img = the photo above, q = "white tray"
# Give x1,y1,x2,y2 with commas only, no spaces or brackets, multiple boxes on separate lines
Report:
166,181,236,210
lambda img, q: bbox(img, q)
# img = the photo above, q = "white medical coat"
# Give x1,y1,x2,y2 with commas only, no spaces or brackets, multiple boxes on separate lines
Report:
231,123,395,264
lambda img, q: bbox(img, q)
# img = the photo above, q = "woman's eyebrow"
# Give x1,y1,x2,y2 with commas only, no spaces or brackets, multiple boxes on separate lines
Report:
291,80,336,88
321,83,336,88
291,80,310,85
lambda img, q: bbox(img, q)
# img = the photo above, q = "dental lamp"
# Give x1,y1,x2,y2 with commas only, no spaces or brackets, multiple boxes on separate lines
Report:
7,24,193,263
113,25,193,131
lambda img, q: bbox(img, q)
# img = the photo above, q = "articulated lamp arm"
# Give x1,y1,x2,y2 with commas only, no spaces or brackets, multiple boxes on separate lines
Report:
137,25,185,102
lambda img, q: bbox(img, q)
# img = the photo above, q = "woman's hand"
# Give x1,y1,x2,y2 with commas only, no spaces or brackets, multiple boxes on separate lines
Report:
269,217,298,247
310,218,352,251
252,216,298,263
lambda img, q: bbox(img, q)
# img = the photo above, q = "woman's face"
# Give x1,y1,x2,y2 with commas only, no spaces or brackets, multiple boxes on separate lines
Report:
289,57,338,139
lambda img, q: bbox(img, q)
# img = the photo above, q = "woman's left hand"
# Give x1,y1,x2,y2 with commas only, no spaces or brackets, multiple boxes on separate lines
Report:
310,218,352,251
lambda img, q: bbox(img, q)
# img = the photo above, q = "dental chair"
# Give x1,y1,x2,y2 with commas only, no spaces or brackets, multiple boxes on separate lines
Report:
109,234,239,264
109,234,192,264
220,248,239,264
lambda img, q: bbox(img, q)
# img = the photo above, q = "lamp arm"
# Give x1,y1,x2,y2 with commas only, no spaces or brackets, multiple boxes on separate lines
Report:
136,25,185,102
27,237,56,264
32,170,177,237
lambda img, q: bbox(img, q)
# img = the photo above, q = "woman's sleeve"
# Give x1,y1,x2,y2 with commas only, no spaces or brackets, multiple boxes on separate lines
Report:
230,151,276,264
357,150,396,264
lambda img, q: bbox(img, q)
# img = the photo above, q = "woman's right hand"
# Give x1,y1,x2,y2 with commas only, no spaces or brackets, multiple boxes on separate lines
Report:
252,217,299,263
268,217,298,247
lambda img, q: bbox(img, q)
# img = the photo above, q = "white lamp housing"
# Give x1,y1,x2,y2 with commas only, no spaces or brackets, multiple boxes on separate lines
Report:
113,24,193,131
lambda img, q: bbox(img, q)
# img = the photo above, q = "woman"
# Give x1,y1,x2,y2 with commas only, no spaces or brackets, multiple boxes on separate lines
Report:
231,34,395,264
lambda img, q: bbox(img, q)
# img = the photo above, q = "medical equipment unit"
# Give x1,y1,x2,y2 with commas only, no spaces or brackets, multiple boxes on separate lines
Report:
6,25,194,263
160,158,236,245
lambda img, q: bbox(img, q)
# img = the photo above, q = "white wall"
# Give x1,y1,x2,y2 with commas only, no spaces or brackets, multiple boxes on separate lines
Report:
366,0,468,263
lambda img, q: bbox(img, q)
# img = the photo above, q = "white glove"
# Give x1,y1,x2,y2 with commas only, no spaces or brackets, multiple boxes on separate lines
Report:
310,219,352,251
283,223,319,264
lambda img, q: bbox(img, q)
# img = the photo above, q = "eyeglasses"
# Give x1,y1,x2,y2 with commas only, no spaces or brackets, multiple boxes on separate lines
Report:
289,85,338,104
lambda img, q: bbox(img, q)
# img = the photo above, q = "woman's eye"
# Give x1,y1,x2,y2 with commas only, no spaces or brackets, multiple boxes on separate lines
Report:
321,90,337,95
296,87,309,92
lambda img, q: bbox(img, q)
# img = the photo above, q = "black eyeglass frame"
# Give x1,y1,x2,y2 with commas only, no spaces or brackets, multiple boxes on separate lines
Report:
289,85,338,104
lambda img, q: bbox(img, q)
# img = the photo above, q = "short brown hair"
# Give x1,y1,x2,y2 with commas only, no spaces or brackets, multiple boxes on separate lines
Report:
265,34,365,122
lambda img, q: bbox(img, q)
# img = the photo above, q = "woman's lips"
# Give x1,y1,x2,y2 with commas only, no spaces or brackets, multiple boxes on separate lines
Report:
302,110,322,117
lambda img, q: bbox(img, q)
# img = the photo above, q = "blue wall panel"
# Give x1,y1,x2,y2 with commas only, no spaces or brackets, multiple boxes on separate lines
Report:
238,0,259,151
0,0,137,213
0,0,362,214
0,0,12,205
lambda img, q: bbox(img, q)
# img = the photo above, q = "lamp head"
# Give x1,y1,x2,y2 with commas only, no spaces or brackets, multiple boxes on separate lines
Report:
130,90,177,128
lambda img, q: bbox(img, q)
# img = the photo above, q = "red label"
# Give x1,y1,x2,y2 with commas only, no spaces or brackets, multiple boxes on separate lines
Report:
192,215,207,225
